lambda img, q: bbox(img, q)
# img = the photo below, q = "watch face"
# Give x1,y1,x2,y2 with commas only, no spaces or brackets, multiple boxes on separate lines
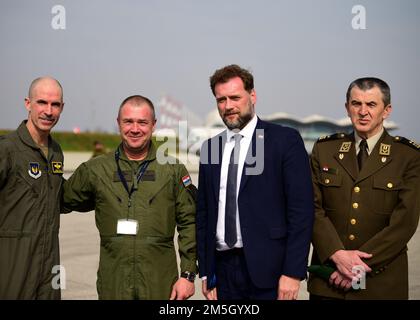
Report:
182,272,196,282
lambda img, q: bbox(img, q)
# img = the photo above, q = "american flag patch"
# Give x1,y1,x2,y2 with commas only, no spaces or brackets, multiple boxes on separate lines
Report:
182,175,192,187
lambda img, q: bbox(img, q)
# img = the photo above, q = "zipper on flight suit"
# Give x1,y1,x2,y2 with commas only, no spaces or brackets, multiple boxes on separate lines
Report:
36,150,50,295
115,150,151,297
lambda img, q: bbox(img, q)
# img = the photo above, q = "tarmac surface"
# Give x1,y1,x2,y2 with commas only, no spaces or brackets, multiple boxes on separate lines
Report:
60,152,420,300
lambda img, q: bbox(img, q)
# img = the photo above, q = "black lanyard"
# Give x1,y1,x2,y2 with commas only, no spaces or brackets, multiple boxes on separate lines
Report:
115,149,150,206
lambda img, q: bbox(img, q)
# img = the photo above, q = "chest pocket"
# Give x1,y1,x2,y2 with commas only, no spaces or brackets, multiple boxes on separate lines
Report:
16,171,40,198
318,173,343,211
319,172,342,187
145,176,172,205
371,177,402,214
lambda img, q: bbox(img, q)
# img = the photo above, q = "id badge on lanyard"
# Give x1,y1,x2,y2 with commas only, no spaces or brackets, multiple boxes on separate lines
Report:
117,219,138,235
115,148,150,236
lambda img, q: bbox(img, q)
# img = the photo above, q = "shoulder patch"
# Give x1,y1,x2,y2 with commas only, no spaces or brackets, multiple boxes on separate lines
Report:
317,133,347,142
181,175,192,187
394,136,420,151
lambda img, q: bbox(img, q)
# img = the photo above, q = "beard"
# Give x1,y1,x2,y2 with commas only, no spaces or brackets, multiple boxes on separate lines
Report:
222,103,254,131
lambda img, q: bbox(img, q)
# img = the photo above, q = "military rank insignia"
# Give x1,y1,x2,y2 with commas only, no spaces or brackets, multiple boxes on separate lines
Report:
52,161,64,174
379,143,391,156
28,162,41,179
318,133,346,142
339,142,352,153
394,136,420,151
182,175,192,187
318,135,329,141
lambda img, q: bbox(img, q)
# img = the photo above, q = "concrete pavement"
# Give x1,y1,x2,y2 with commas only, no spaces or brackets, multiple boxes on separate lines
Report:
59,152,420,300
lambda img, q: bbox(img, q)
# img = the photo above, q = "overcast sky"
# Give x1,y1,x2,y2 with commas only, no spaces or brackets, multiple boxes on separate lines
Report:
1,0,419,140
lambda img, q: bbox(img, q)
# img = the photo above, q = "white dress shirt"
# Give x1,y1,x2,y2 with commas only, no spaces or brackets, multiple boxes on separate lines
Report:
216,114,258,251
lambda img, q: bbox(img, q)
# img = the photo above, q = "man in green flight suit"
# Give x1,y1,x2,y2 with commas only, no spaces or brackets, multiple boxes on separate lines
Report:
63,95,197,300
0,77,65,299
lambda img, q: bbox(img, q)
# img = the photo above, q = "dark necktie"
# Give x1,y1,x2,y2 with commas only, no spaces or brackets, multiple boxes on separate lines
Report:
358,139,369,171
225,134,242,248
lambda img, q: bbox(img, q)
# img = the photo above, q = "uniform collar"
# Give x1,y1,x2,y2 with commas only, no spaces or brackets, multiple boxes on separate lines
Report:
17,120,52,151
354,127,384,155
117,140,157,163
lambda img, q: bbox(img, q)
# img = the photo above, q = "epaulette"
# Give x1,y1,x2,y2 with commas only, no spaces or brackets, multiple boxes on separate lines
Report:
317,133,347,142
394,136,420,151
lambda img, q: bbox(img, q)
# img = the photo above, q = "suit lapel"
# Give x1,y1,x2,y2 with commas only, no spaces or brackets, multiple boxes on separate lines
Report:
211,132,227,202
356,131,393,183
334,135,358,181
239,118,265,194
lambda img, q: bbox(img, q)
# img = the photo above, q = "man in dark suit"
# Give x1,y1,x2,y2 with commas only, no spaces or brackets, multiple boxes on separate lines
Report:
196,64,314,300
308,77,420,299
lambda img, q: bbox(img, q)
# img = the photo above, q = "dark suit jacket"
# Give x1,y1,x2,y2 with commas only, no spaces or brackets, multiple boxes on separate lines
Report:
196,118,314,289
308,130,420,299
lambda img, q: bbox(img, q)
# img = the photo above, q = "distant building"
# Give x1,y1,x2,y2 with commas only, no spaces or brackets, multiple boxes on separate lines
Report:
155,96,398,154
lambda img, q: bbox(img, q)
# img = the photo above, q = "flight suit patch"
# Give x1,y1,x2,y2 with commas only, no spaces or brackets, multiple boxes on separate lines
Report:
113,171,132,182
142,170,156,181
52,161,63,174
182,175,192,187
28,162,42,179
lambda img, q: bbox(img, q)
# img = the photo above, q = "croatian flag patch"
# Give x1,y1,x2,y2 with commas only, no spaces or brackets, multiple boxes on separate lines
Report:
182,175,192,187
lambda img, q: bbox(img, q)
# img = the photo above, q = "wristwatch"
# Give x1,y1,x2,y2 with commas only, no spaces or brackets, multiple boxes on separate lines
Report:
180,271,196,283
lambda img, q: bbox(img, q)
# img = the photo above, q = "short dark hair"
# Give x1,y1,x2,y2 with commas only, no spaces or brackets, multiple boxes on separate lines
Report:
118,95,156,119
346,77,391,106
210,64,254,96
